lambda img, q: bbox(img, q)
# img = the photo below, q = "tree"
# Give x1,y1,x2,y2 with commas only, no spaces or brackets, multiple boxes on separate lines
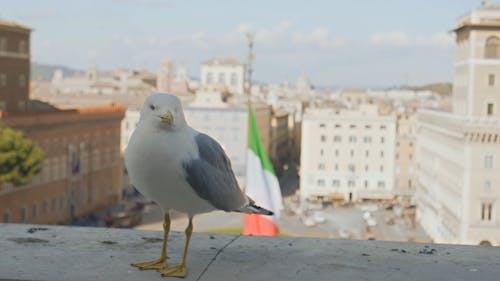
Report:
0,124,44,186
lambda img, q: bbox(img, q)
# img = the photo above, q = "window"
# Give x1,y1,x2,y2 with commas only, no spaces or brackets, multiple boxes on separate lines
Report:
319,123,326,128
350,150,354,157
350,124,356,129
335,124,341,128
218,73,225,84
348,180,355,188
481,203,493,221
42,201,48,215
487,103,494,116
3,210,9,223
51,198,56,212
317,179,325,187
484,181,492,193
32,203,37,219
320,135,326,142
21,207,26,223
335,149,339,156
19,40,27,53
365,125,371,129
488,74,495,86
364,180,368,189
409,153,413,160
0,73,6,87
334,164,338,171
364,136,372,143
334,135,341,142
230,73,237,85
332,180,340,187
348,164,355,172
380,151,384,158
365,150,369,157
396,153,399,160
380,125,386,130
485,36,500,59
349,136,357,143
365,165,369,172
318,163,325,170
0,37,6,51
380,137,385,143
484,155,494,169
206,72,213,84
320,149,324,156
377,181,385,189
19,74,26,88
380,165,384,172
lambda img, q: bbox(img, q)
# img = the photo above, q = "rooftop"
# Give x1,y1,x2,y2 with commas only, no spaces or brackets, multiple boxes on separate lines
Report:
202,57,244,66
2,223,500,281
0,19,31,31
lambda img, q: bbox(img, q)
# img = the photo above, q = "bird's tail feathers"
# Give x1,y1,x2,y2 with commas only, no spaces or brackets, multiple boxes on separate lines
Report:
236,200,274,216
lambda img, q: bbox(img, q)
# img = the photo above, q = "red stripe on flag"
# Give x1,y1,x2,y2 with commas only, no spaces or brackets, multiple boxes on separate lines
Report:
243,214,279,236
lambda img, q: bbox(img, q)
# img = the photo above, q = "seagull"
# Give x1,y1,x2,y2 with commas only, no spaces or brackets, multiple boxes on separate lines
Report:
124,93,273,278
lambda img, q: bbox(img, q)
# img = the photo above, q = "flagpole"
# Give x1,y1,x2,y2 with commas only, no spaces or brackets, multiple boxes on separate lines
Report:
243,32,254,193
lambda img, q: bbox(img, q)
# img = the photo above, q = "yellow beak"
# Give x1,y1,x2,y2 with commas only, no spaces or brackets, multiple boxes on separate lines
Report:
160,111,173,125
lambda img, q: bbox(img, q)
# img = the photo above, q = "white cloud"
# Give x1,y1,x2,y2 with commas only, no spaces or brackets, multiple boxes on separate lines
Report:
293,27,345,49
370,31,454,48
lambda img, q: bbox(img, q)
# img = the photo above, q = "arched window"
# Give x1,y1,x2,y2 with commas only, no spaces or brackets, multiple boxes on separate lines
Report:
485,36,500,59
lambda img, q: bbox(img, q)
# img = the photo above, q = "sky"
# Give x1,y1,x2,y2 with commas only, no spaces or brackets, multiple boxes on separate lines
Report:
0,0,485,88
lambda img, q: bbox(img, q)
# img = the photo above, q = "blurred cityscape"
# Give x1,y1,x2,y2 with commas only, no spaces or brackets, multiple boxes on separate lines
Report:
0,1,499,247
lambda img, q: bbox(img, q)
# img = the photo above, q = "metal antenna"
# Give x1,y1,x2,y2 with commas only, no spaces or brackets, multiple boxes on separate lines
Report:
246,32,254,98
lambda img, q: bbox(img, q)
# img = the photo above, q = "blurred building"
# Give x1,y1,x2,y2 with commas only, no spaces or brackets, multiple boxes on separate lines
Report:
269,110,289,176
300,104,396,202
0,106,126,224
395,113,417,201
340,88,369,109
200,57,245,96
157,58,173,93
51,65,156,96
0,20,30,112
0,20,126,224
415,3,500,246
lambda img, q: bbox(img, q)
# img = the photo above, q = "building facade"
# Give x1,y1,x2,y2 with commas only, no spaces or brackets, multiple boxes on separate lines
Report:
0,106,126,224
300,105,396,202
0,20,30,112
395,113,417,200
415,3,500,246
200,57,245,96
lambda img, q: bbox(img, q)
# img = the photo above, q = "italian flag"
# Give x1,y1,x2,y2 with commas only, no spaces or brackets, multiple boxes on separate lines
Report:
243,106,283,236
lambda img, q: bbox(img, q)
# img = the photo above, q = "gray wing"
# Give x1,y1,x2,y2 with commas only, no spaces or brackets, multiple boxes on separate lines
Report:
183,133,247,211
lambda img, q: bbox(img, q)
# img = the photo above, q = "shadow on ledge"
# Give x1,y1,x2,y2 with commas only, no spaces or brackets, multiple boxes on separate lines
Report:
1,223,500,281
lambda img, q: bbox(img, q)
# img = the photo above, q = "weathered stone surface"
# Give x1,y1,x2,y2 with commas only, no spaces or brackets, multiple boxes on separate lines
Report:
1,223,500,281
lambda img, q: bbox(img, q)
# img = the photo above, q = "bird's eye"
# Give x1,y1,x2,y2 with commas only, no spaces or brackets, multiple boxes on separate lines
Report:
149,104,156,110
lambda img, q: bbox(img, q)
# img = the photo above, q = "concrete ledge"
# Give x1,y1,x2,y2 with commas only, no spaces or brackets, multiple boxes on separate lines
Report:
1,223,500,281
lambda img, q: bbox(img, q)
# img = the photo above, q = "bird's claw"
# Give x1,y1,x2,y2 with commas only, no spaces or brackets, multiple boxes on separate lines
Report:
158,264,187,278
131,257,168,270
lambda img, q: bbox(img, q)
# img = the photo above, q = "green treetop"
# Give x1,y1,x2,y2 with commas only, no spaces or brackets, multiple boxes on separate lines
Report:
0,124,44,186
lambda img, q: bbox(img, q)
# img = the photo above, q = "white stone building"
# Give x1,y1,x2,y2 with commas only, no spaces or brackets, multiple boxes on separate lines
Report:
415,3,500,246
200,57,245,96
184,91,248,184
300,104,396,202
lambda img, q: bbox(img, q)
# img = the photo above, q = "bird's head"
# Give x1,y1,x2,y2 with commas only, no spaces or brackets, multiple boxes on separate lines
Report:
140,93,187,130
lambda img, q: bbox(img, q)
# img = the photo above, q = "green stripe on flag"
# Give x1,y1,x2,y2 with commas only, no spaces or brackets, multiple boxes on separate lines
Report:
248,105,276,174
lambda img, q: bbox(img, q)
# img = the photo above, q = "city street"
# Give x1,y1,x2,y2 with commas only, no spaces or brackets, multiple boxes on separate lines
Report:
135,199,430,243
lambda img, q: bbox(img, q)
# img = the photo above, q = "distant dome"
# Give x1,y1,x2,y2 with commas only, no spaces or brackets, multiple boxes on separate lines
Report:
296,74,312,91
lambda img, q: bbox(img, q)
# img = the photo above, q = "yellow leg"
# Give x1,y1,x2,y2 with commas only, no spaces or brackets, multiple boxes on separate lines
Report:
132,212,170,270
158,217,193,278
